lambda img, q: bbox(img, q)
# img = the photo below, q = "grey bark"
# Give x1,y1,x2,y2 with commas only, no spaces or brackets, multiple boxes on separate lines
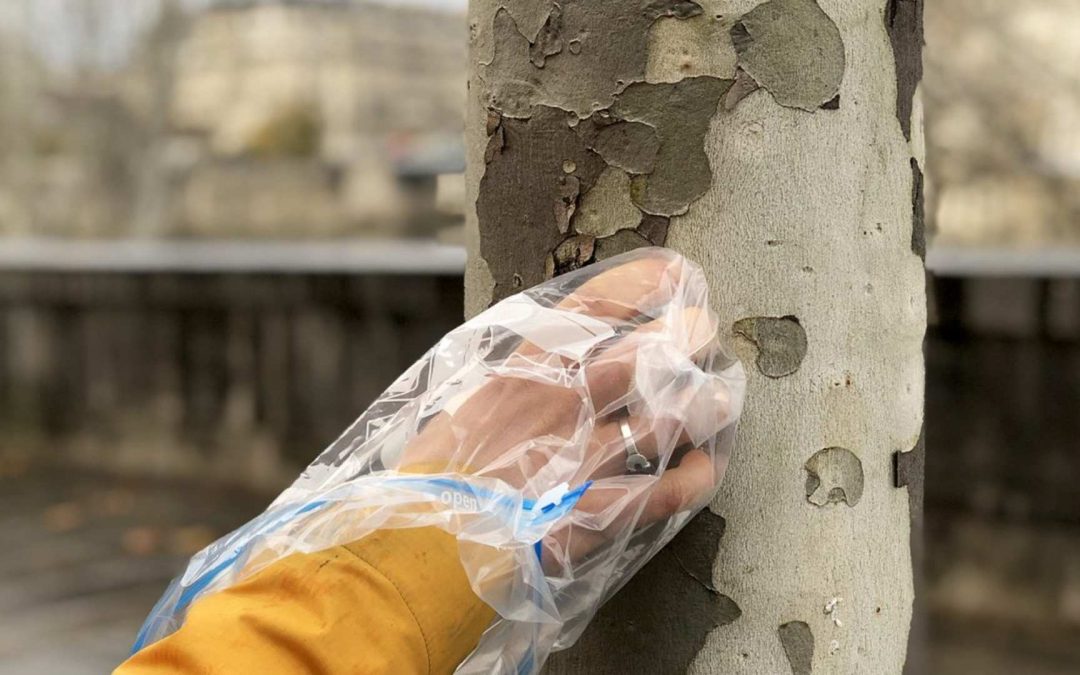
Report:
465,1,925,672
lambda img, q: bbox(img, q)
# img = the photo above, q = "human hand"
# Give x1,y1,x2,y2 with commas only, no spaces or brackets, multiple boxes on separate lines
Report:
399,249,742,568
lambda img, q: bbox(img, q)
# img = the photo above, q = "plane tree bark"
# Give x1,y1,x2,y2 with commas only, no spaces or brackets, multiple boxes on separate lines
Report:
464,1,925,672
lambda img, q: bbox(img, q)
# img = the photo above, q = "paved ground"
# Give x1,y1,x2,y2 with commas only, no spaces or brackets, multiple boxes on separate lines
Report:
2,463,1079,674
0,464,267,674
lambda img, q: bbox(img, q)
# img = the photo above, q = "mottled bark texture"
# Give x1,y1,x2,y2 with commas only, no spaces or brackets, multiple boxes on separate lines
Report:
465,0,924,672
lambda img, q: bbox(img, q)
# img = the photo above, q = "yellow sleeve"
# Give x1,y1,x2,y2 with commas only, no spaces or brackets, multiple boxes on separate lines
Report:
115,527,496,675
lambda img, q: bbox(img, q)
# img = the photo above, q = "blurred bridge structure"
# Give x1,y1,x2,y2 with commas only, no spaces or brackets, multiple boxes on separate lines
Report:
0,238,1079,673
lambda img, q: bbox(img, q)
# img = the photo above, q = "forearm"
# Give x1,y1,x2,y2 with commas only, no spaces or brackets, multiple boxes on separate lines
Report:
116,527,495,675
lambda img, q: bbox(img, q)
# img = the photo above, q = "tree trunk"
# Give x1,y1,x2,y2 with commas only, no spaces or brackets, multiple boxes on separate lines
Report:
464,1,925,673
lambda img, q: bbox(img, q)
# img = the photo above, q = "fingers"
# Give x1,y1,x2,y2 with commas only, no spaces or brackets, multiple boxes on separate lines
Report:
513,252,687,360
555,250,686,322
402,250,723,492
583,305,718,416
573,450,716,529
636,448,717,526
542,449,719,566
573,414,686,482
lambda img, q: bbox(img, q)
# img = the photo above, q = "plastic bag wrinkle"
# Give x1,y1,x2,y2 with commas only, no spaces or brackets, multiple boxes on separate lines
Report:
131,248,745,673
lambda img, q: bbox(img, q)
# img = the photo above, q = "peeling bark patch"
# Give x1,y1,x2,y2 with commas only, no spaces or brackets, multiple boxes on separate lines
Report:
885,0,924,140
547,234,596,277
486,9,542,118
723,67,761,110
594,229,652,261
576,115,660,175
486,1,705,117
484,117,505,163
555,174,581,233
647,13,738,84
485,109,502,136
910,158,925,259
637,214,670,246
894,430,923,493
778,621,814,675
613,77,733,215
669,511,726,591
480,3,726,300
504,0,556,43
732,315,807,378
529,4,564,68
897,425,926,675
477,106,607,302
731,0,845,111
805,446,864,507
643,0,703,21
573,167,642,238
552,511,739,674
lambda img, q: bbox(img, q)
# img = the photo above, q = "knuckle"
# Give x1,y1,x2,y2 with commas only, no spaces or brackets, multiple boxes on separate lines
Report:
656,481,686,516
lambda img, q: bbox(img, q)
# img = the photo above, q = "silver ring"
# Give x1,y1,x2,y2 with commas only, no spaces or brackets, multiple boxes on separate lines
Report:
619,418,653,475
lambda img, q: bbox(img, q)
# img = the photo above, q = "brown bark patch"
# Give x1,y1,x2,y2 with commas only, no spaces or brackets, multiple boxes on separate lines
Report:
910,158,926,259
885,0,924,140
733,315,807,378
547,234,597,277
612,77,733,215
637,214,670,246
548,511,739,674
575,115,660,175
486,1,705,117
778,620,814,675
594,229,652,261
731,0,845,112
477,106,607,301
805,446,865,507
723,67,761,110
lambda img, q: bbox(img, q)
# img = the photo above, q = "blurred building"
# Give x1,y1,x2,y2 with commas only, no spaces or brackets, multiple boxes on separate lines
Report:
0,0,467,239
164,0,465,236
926,0,1080,247
173,0,464,152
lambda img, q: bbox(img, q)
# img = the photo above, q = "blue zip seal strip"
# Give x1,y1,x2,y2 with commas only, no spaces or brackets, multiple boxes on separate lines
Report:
130,475,591,655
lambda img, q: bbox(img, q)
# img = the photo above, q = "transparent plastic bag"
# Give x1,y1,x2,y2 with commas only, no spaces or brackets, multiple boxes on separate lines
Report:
130,247,746,673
